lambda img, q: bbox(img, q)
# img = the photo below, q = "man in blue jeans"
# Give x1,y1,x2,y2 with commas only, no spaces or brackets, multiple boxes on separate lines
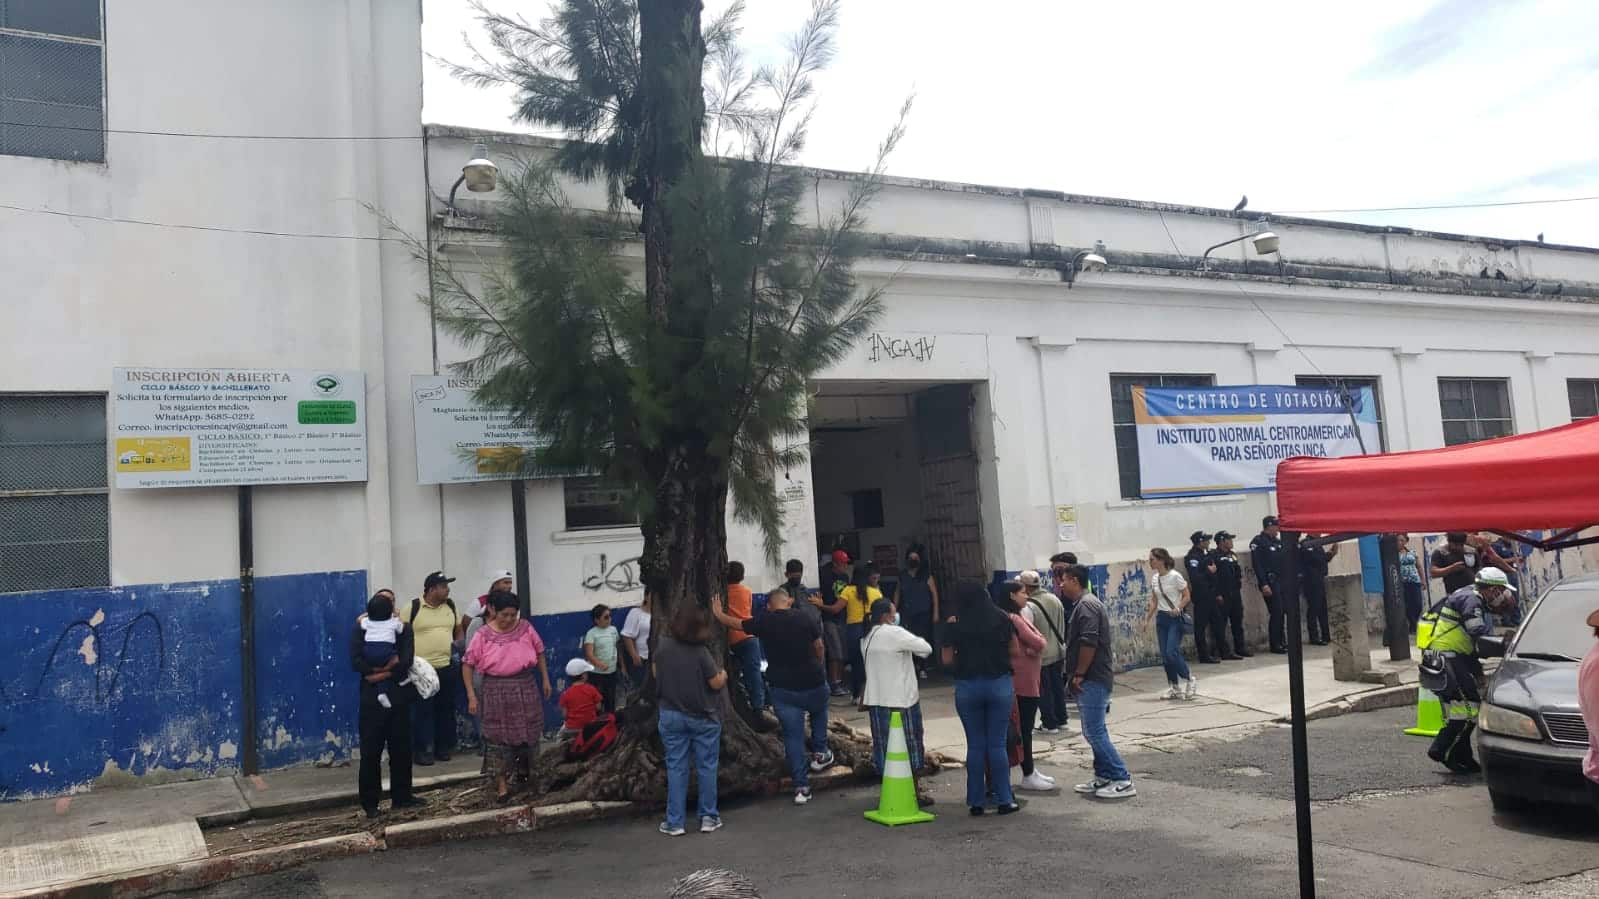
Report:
1059,565,1136,800
713,587,832,804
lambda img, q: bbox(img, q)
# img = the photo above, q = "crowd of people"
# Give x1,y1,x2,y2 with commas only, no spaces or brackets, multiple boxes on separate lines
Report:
347,527,1527,826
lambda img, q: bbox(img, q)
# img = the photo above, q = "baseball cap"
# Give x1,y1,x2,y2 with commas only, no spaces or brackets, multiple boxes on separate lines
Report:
831,549,851,565
1190,530,1213,544
487,569,514,584
868,599,896,621
1215,530,1236,541
565,658,596,678
1018,570,1042,587
1475,567,1517,592
423,571,456,590
1262,515,1280,528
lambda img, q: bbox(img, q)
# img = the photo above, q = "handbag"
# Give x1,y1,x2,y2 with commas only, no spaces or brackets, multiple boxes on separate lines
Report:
1156,575,1194,634
402,656,440,699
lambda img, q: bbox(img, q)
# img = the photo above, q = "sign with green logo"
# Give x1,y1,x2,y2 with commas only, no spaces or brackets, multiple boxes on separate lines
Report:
298,401,358,424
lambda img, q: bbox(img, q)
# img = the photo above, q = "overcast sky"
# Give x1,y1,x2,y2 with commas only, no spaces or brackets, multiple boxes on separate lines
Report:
422,0,1599,249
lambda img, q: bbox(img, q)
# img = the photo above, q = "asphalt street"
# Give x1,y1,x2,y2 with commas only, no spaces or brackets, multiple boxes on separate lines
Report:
182,709,1599,899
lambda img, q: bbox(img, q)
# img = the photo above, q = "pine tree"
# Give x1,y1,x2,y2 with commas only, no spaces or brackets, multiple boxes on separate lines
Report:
432,0,909,798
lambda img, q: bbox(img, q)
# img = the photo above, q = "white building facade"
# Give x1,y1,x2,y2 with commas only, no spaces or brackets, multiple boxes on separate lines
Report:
8,4,1599,798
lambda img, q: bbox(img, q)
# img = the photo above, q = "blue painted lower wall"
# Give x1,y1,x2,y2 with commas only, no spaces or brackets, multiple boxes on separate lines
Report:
0,570,366,801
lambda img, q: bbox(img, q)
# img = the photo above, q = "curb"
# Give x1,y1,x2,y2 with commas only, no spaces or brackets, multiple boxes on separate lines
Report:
239,770,480,821
5,800,646,899
1296,684,1415,722
9,832,381,899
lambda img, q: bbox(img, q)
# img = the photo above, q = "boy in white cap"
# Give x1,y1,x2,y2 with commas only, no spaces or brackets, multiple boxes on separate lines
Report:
559,658,604,735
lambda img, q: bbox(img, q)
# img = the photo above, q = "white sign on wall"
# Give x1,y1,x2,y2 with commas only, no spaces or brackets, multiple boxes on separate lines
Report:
113,367,368,489
1133,385,1380,498
411,375,555,485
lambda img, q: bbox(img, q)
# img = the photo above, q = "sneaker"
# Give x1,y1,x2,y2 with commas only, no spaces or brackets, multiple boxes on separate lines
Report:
1074,778,1112,795
1184,678,1198,701
1162,685,1182,700
699,815,723,833
1095,780,1137,800
1037,772,1056,785
659,821,686,836
809,749,836,772
1038,726,1061,735
794,786,813,805
829,683,848,697
1018,772,1056,792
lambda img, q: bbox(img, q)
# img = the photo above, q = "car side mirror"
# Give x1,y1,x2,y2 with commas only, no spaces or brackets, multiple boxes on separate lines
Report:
1478,634,1507,659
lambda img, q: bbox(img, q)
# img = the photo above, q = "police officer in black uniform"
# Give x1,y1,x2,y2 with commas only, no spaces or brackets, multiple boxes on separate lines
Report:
1185,531,1223,664
1211,531,1250,659
1250,516,1288,653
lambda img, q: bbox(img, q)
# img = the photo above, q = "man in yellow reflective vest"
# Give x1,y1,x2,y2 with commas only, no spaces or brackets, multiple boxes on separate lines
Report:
1417,567,1518,773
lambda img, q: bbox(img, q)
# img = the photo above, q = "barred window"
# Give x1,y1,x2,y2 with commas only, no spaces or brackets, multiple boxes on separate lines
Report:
1295,375,1387,451
1,0,106,162
1568,379,1599,422
1438,378,1513,446
0,394,110,593
563,476,639,530
1109,373,1215,499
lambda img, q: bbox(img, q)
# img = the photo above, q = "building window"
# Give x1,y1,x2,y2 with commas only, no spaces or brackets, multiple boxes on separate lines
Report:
563,477,639,530
849,488,884,530
1110,373,1215,499
1568,379,1599,422
1438,378,1513,446
1,0,105,162
0,394,109,593
1295,375,1387,451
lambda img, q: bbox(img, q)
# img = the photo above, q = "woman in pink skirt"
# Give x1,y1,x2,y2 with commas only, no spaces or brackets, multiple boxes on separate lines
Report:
464,591,553,802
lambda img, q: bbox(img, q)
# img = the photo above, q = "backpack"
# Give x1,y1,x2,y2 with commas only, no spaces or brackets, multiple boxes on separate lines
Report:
409,596,457,623
564,714,619,762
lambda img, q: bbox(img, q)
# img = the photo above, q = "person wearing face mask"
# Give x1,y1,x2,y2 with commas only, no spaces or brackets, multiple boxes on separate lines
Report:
1417,567,1518,774
861,599,933,794
895,545,940,679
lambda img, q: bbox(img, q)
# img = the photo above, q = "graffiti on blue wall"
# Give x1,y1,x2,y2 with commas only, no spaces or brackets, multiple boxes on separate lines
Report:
0,570,365,801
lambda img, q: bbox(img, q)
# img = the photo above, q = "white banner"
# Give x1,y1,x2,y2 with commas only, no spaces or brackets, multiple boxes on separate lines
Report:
1134,384,1380,498
411,375,555,485
113,367,367,489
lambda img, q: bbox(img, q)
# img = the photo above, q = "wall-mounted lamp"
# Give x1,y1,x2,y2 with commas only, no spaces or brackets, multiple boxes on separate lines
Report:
1200,219,1279,271
446,142,499,212
1065,240,1109,288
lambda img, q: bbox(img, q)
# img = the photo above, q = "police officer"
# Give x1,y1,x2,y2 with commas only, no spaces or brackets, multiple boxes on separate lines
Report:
1185,531,1223,664
1249,516,1288,654
1211,531,1250,660
1298,534,1339,646
1417,567,1517,773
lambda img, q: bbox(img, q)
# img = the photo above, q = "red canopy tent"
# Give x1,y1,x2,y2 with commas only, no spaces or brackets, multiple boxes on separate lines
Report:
1268,417,1599,898
1278,416,1599,545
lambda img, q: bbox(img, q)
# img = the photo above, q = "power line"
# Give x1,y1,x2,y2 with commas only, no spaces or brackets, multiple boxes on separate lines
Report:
1279,195,1599,215
0,202,407,242
0,120,568,142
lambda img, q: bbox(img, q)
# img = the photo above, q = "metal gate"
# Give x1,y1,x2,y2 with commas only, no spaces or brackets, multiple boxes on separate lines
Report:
914,384,986,590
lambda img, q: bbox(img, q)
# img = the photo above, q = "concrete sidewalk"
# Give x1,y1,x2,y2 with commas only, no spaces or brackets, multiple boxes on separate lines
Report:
832,644,1419,770
0,646,1417,895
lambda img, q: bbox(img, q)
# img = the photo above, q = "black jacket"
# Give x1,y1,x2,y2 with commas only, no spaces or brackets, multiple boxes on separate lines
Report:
1212,550,1244,601
1184,547,1216,602
350,621,415,710
1299,543,1331,596
1249,532,1285,591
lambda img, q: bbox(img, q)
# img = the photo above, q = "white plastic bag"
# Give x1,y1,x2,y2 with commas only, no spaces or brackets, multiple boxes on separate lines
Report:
403,656,440,699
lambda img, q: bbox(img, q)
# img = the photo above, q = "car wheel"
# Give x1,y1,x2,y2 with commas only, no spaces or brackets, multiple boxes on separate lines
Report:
1489,789,1529,814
